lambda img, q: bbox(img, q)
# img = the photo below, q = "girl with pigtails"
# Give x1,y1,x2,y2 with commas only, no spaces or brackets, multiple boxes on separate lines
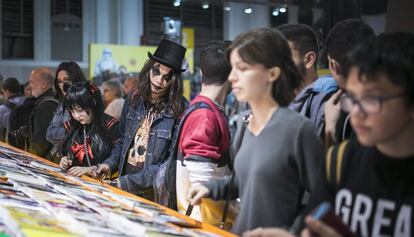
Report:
59,81,120,177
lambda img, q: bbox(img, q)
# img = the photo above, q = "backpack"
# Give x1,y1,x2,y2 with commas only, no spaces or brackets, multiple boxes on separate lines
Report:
8,98,32,133
8,96,58,150
153,101,233,210
4,101,17,111
325,139,354,189
292,88,336,138
0,101,18,142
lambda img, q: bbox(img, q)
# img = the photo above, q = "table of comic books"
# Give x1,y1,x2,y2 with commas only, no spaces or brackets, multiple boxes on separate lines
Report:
0,142,235,237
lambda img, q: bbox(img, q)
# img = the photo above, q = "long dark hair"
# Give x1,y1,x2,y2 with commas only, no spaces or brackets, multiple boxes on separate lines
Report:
54,61,86,100
62,81,111,161
227,28,303,106
132,59,186,116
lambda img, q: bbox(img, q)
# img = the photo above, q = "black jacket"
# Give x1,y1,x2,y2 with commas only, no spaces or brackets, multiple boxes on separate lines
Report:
28,89,59,159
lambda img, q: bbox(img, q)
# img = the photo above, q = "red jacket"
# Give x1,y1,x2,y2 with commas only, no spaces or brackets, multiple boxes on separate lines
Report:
178,95,230,161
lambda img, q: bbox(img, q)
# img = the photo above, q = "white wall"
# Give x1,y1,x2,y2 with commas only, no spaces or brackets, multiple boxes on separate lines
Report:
119,0,143,46
224,2,270,40
0,61,88,84
34,0,51,61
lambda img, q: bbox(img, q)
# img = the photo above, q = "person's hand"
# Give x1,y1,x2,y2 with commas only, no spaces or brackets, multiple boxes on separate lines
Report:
324,90,343,140
187,183,210,206
67,166,91,177
243,227,295,237
301,216,342,237
59,156,72,171
96,164,111,179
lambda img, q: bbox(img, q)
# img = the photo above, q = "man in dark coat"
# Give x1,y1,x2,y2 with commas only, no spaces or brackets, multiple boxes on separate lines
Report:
27,67,59,159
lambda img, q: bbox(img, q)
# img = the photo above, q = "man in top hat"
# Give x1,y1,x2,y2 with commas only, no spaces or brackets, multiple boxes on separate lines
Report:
97,39,188,201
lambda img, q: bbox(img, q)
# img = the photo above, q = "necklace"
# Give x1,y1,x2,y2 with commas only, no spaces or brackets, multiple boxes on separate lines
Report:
83,126,92,167
248,106,277,136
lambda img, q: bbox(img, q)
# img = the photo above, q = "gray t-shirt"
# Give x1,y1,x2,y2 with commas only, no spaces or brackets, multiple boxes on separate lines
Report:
206,107,324,234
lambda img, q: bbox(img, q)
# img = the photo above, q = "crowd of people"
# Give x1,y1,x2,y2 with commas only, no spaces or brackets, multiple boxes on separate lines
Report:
0,18,413,237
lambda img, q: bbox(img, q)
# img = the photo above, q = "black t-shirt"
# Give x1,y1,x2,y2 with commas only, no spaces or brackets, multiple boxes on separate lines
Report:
309,138,414,237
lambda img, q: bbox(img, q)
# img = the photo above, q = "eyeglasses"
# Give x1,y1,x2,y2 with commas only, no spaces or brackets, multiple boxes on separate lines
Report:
56,79,71,85
340,93,407,115
151,65,173,82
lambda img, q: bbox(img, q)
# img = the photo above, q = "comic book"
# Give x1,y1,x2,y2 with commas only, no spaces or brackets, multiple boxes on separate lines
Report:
0,206,75,237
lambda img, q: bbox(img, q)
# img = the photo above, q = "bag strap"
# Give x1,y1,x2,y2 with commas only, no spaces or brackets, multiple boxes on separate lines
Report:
219,170,235,229
325,140,349,189
167,102,211,211
220,113,249,229
173,102,212,163
40,96,59,105
4,101,17,110
231,111,249,154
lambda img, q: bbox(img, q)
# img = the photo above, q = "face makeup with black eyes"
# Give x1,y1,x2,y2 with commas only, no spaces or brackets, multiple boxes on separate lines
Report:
149,63,173,98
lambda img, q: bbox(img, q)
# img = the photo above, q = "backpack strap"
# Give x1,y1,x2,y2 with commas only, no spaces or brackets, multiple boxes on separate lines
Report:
166,101,211,210
325,140,349,189
4,101,17,110
38,96,59,106
220,112,249,229
174,102,212,163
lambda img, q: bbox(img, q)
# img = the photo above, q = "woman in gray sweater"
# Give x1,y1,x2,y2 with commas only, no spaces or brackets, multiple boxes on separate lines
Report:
188,28,324,235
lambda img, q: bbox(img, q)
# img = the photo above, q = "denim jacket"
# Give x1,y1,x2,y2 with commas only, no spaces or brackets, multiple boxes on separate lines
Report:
104,96,186,195
46,103,71,146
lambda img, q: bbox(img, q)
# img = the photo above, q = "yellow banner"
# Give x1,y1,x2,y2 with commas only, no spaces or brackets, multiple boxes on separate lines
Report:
89,44,156,79
89,43,193,99
182,28,194,49
182,28,195,74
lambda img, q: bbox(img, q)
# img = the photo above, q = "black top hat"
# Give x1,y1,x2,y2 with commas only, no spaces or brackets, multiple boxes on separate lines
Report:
148,39,187,72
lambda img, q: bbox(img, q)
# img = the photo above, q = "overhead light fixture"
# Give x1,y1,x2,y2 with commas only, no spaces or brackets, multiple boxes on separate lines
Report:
279,4,287,13
272,8,280,16
202,2,209,9
173,0,181,7
223,1,231,11
244,7,252,14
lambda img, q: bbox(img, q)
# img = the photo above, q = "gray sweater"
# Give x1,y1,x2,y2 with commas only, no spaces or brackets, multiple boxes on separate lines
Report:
205,107,323,235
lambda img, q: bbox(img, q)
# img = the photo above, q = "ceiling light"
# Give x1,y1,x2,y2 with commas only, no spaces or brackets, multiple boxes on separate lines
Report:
272,8,279,16
244,7,252,14
173,0,180,7
223,2,231,11
279,4,287,13
202,2,209,9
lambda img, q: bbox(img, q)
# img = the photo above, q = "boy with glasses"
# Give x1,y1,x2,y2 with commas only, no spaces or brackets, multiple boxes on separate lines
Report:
244,32,414,237
304,32,414,237
300,33,414,236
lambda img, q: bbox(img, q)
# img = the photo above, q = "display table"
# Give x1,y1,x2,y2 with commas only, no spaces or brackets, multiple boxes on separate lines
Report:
0,142,235,237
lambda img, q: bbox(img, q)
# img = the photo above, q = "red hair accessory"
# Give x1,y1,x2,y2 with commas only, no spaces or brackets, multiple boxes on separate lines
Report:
89,82,99,94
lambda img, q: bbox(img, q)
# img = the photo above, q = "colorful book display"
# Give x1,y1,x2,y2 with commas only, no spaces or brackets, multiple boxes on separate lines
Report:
0,145,231,237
